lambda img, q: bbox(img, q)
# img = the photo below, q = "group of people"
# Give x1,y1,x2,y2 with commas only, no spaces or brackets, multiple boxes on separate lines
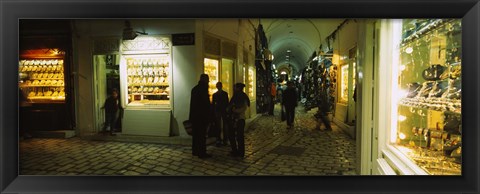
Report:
99,73,330,159
189,74,250,159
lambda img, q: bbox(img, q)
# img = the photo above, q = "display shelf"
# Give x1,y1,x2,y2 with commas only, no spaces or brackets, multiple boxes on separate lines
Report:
130,93,169,96
128,83,169,87
124,54,171,107
399,98,461,114
396,145,461,175
20,85,65,87
19,57,66,103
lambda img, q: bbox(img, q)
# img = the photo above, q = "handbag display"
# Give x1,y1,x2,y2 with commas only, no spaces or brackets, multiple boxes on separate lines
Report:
416,81,434,98
406,82,422,98
442,79,461,99
422,64,447,81
428,80,449,98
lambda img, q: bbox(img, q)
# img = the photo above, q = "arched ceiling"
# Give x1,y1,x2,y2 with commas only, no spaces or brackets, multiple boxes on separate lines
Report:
259,19,345,75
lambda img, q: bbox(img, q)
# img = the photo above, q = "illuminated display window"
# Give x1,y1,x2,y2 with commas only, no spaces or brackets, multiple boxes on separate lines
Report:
390,19,462,175
204,58,219,100
125,55,171,106
19,49,66,103
340,64,349,102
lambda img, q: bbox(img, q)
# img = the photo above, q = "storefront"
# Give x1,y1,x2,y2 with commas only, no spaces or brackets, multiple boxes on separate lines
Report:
18,20,75,135
203,34,237,101
373,19,462,175
67,19,257,139
119,35,173,136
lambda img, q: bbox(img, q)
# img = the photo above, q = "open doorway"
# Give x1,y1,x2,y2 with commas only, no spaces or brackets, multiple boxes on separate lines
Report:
93,54,122,133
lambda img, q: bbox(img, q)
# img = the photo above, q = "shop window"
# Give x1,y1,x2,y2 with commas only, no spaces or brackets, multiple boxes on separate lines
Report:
390,19,462,175
19,49,66,103
340,64,349,102
221,58,234,97
125,55,171,106
204,58,219,100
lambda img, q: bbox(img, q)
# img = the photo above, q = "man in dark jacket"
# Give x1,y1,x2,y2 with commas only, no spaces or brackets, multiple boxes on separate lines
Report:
282,81,298,129
212,82,229,146
189,74,212,158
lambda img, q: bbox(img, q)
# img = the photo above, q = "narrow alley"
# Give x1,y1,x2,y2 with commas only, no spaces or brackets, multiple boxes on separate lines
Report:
20,105,356,176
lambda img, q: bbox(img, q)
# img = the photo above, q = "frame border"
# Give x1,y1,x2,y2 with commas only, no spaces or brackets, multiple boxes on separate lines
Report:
1,0,479,193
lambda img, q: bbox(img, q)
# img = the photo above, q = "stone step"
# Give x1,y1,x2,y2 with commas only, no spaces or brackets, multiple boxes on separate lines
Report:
31,130,76,138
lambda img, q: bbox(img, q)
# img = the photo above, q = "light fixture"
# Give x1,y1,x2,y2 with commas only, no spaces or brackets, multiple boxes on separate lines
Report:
405,47,413,54
399,133,406,140
123,20,148,40
281,71,287,75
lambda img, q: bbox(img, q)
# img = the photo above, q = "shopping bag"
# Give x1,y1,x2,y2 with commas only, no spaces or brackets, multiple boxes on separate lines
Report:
183,120,193,136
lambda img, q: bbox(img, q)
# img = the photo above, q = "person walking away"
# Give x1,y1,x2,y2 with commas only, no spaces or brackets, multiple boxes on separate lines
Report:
189,74,212,158
212,82,229,146
269,82,276,115
317,89,333,131
282,81,298,129
228,83,250,158
101,88,121,136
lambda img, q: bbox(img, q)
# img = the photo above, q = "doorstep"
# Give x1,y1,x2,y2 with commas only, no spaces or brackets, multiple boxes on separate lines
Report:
81,133,216,146
332,117,356,139
30,130,76,139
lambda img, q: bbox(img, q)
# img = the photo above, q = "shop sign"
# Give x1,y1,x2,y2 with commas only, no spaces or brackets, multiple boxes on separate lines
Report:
172,33,195,46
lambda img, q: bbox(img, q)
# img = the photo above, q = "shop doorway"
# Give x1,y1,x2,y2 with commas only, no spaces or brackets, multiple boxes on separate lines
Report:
93,54,121,133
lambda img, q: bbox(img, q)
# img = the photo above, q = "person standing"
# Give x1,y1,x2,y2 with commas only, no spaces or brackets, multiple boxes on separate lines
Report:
282,81,298,129
101,88,121,136
212,82,229,146
269,82,276,115
189,74,212,158
228,83,250,158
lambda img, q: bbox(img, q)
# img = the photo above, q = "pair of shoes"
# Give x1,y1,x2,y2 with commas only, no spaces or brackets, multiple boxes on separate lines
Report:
198,154,212,159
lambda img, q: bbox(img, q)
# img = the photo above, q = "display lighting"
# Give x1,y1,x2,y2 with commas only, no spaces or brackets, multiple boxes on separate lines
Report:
405,47,413,54
390,19,403,144
281,71,287,75
272,64,276,69
399,133,406,140
398,115,407,122
399,65,406,71
287,49,291,53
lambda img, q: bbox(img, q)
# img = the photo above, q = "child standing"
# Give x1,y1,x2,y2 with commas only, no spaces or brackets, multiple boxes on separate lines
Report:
102,88,121,136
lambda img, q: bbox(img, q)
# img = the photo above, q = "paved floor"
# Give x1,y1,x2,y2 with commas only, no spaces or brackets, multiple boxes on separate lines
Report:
20,105,357,176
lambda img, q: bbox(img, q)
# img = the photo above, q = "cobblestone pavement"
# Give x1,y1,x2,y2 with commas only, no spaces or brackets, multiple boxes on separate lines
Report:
20,105,357,176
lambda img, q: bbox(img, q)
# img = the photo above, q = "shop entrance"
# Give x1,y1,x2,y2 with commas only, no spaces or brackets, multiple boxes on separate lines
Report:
93,54,121,133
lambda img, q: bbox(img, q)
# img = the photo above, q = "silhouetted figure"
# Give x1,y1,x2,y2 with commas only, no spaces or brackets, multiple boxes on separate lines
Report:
269,82,276,115
102,88,121,136
227,83,250,158
189,74,212,158
212,82,229,146
282,81,298,129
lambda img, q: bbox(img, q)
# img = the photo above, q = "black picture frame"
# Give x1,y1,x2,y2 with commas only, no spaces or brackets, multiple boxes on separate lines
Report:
1,0,479,193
